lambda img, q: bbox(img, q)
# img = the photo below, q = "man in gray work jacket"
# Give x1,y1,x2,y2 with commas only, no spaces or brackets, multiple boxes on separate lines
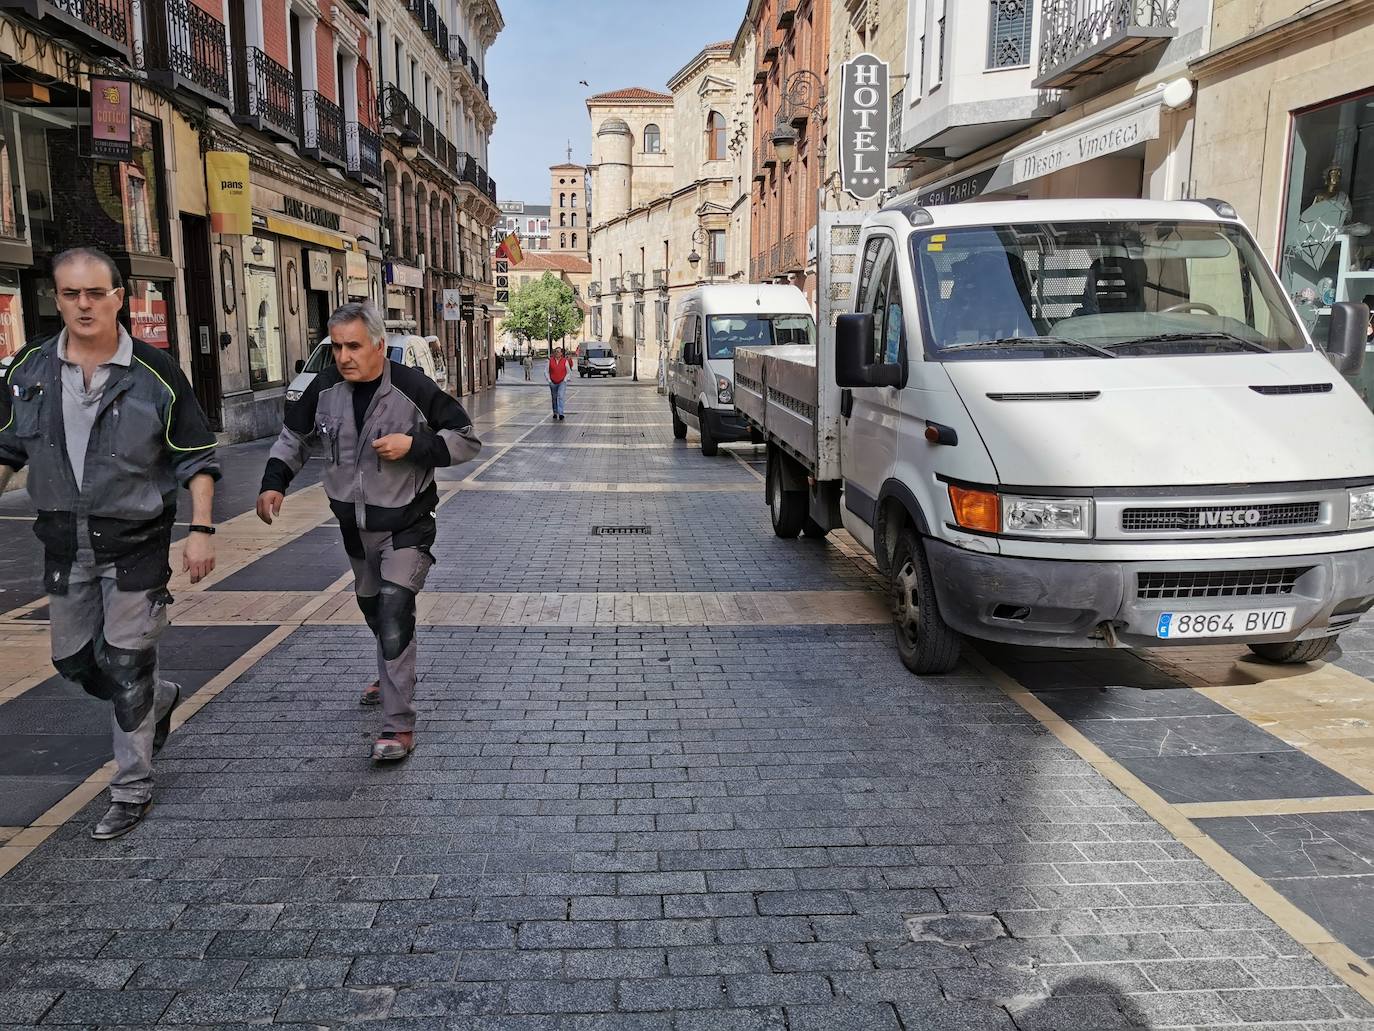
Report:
257,302,479,762
0,248,219,840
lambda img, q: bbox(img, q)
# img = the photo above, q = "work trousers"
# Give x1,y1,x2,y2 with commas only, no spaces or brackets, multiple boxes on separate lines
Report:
48,558,177,805
347,528,433,734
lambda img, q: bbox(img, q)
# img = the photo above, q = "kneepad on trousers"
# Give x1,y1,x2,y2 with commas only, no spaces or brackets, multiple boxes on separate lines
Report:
377,582,417,661
54,638,157,732
357,593,381,637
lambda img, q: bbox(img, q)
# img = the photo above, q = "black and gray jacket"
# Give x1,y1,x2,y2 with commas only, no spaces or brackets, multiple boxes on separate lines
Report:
261,360,480,532
0,333,220,593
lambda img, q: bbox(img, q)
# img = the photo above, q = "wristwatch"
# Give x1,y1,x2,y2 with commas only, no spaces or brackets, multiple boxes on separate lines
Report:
188,524,216,536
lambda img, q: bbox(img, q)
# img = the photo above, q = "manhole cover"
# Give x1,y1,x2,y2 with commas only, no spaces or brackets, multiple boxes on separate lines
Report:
592,525,652,536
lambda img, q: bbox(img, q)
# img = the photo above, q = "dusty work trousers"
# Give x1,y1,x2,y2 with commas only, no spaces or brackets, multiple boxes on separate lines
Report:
347,529,434,734
48,558,178,805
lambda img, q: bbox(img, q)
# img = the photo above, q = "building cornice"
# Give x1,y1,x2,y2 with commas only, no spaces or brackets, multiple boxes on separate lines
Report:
667,43,733,92
1190,0,1374,78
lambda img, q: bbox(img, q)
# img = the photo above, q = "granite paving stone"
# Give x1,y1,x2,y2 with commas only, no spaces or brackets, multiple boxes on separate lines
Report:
0,382,1371,1027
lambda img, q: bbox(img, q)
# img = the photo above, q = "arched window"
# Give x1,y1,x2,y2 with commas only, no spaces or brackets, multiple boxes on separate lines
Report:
644,124,661,154
559,212,567,227
560,233,567,247
571,232,578,248
706,111,726,161
571,213,577,226
571,193,578,207
559,193,566,207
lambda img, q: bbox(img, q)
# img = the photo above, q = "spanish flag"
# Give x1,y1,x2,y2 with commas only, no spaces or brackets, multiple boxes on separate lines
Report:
496,232,524,265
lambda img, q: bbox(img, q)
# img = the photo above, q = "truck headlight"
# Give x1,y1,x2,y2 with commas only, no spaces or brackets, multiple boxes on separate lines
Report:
948,487,1093,537
716,375,733,404
286,389,304,402
1003,496,1093,537
1351,488,1374,528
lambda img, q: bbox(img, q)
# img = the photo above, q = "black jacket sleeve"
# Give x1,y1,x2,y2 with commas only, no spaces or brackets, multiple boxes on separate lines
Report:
261,371,325,493
408,377,481,469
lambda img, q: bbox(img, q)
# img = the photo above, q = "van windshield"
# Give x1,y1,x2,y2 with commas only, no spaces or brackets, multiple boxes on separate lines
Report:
912,221,1309,360
303,341,335,374
586,347,612,359
707,314,816,359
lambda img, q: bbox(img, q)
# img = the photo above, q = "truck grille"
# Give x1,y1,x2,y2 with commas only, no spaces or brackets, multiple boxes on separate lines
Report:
1122,502,1320,533
1137,567,1309,600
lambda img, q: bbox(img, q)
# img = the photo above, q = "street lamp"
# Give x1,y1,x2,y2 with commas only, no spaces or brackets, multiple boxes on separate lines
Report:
770,69,827,294
687,227,712,283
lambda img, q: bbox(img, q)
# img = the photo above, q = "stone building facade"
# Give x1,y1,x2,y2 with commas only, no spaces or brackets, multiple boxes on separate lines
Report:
1191,0,1374,406
587,48,753,379
743,0,831,301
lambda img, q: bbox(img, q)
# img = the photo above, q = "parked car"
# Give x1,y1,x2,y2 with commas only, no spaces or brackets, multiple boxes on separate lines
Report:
666,284,815,455
576,342,616,378
737,198,1374,674
421,335,449,391
286,333,444,402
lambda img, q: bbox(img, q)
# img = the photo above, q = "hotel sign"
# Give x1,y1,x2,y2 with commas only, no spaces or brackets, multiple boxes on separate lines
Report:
839,54,888,202
1011,105,1161,185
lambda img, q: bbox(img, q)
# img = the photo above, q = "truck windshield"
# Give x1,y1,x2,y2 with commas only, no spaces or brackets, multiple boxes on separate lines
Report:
586,348,611,359
707,315,815,359
912,221,1308,359
303,341,334,374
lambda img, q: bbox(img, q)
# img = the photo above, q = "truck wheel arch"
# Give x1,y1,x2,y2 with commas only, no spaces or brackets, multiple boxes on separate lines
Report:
875,480,930,575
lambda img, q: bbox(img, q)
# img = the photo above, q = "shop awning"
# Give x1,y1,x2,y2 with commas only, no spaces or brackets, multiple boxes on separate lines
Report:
916,80,1188,204
260,213,355,252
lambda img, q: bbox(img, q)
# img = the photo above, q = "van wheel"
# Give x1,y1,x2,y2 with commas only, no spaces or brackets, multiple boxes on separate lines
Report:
699,408,719,456
890,527,961,675
802,517,828,539
670,399,688,440
1248,636,1338,664
769,456,804,538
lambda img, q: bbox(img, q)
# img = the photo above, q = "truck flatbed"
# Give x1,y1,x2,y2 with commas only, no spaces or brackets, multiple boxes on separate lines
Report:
734,344,820,471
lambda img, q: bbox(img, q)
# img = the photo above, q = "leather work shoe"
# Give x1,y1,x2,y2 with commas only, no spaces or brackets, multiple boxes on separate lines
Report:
371,732,414,762
91,801,150,841
153,683,182,753
360,681,382,706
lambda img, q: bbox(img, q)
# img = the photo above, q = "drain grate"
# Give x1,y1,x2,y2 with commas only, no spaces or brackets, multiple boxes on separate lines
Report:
582,431,645,440
592,525,653,536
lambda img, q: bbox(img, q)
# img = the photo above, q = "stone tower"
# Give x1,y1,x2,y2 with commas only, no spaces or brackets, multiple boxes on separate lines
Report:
593,118,633,226
549,162,590,258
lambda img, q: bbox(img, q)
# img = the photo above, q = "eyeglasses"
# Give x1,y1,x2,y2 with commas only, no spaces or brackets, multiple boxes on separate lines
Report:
57,287,121,303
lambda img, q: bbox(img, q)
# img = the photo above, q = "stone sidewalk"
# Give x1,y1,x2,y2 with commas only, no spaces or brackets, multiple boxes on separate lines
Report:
1,378,1372,1029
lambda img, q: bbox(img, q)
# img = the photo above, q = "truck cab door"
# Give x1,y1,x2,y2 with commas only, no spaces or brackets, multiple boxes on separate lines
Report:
840,234,903,547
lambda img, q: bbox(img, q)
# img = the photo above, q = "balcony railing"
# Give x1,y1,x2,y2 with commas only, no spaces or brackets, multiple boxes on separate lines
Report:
0,0,130,56
417,230,427,259
434,15,448,59
452,32,468,67
481,75,488,99
421,116,437,158
404,0,422,24
1035,0,1179,89
137,0,230,108
233,45,297,143
776,0,795,29
346,121,382,187
301,90,346,168
780,234,799,273
401,223,414,261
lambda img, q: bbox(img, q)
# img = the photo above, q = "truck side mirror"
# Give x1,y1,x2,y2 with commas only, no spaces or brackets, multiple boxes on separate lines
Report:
684,340,700,366
295,359,305,374
1326,301,1369,377
836,313,902,388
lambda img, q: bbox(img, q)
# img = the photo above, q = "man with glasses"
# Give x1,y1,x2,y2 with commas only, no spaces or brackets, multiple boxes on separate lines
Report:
0,247,220,840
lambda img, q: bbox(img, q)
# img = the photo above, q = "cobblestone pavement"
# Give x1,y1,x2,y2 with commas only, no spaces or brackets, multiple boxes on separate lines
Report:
1,377,1374,1028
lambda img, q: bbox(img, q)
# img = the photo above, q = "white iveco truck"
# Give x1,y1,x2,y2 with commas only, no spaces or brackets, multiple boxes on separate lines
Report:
735,198,1374,674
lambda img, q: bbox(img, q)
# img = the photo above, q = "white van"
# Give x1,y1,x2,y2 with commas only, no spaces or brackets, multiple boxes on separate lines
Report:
286,333,444,402
666,284,815,455
738,199,1374,673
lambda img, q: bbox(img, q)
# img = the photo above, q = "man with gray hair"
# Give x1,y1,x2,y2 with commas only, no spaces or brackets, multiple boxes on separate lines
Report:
257,303,479,761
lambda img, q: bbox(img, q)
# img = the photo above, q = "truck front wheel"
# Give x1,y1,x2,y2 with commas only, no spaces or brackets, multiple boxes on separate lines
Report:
890,528,962,675
768,456,805,538
1248,636,1338,664
670,399,688,440
699,408,720,456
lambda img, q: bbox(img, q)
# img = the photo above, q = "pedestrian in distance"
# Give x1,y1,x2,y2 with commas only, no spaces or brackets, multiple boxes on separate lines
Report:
547,345,572,421
256,301,480,762
0,247,219,840
523,349,533,381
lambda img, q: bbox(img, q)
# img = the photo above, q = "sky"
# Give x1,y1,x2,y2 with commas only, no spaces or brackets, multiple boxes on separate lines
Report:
486,0,746,204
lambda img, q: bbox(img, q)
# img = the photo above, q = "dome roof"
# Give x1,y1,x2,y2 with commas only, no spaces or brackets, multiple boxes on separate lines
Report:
597,117,631,135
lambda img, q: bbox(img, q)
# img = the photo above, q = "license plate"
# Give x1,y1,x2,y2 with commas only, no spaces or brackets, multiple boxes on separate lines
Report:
1156,608,1294,639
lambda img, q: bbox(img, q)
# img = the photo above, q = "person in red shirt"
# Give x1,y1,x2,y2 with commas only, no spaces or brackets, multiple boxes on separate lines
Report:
547,346,572,421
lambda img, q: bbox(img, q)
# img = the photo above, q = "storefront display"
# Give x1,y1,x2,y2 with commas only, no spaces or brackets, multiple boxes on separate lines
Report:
0,274,24,358
127,280,170,347
244,235,285,389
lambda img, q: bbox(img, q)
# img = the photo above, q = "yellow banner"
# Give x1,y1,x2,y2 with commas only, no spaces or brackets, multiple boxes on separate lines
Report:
206,151,251,235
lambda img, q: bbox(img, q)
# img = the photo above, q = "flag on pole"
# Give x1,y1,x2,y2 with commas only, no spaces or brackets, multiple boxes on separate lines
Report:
496,233,524,265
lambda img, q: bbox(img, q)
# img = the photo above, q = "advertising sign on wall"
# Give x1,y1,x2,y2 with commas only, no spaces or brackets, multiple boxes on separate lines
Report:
206,151,251,235
90,78,131,162
306,250,332,291
128,283,169,348
442,289,462,321
0,289,25,358
346,250,369,297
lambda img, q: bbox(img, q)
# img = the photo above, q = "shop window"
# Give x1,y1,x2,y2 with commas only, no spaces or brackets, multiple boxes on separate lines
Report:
1281,92,1374,350
0,270,23,358
244,236,285,388
127,280,171,348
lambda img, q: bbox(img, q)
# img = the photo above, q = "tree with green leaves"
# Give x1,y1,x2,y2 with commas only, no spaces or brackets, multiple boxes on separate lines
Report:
503,272,583,350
